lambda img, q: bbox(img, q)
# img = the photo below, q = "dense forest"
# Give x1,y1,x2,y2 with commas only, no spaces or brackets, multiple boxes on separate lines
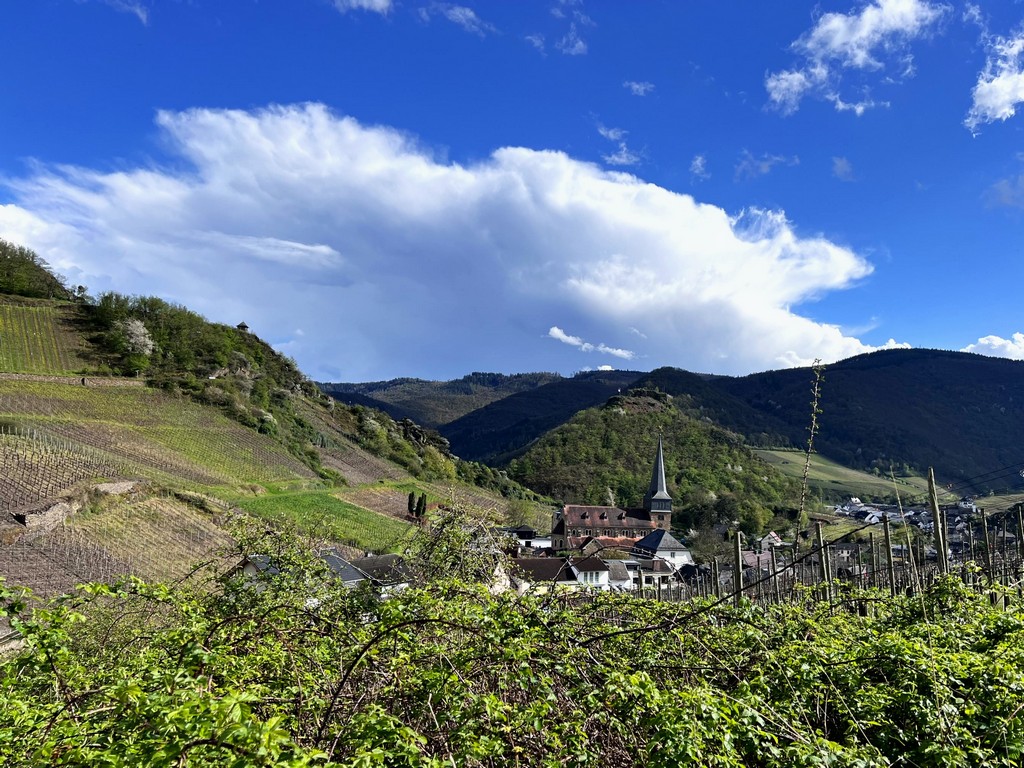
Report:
0,239,74,301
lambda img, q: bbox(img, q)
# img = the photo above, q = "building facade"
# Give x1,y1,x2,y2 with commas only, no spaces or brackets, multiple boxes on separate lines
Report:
550,436,673,551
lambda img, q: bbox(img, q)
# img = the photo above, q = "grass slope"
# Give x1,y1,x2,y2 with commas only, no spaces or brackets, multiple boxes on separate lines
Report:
754,448,957,504
234,490,415,553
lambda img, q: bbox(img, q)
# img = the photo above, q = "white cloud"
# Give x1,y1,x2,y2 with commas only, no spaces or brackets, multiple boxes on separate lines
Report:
602,144,640,167
596,124,626,142
548,326,587,347
832,156,855,181
333,0,392,13
0,103,892,380
623,81,655,96
420,4,496,36
828,92,887,115
735,150,799,181
965,28,1024,133
766,0,948,115
597,124,640,166
963,333,1024,359
548,327,634,360
557,22,587,55
988,173,1024,208
525,33,545,53
99,0,148,24
690,154,710,181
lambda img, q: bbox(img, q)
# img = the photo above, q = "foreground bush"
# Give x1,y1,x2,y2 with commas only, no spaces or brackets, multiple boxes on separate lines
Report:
2,563,1024,766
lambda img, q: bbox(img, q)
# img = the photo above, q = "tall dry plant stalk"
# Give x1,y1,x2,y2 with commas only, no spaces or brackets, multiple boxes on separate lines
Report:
797,360,825,539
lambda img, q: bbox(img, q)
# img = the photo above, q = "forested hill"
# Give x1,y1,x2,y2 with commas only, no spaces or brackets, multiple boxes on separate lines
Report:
439,370,643,464
635,349,1024,493
508,390,797,534
319,371,562,428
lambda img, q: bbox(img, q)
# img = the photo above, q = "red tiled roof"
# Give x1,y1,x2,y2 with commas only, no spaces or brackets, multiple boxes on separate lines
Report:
567,535,638,553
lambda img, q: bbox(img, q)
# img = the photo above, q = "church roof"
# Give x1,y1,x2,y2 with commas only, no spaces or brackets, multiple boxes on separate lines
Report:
562,505,653,528
644,436,672,503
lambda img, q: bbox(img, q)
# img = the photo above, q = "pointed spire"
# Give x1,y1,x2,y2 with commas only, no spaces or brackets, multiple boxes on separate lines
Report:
644,435,672,512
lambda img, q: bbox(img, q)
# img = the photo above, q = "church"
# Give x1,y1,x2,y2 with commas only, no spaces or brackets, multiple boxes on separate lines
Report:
550,437,673,552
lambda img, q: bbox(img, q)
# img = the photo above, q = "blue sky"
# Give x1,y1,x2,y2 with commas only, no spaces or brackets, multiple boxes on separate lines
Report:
4,0,1024,382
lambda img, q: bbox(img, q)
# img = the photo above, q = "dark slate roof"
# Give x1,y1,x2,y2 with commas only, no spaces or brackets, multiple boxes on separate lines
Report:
512,557,577,583
741,551,773,569
605,560,631,583
243,554,281,576
569,555,609,573
633,528,687,556
319,549,370,584
351,554,413,586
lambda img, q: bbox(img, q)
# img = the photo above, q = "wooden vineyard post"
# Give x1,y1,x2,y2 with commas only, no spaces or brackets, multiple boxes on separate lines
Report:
712,559,721,599
770,546,780,604
982,508,994,579
883,515,896,596
1015,505,1024,581
1005,513,1013,588
733,531,743,607
815,522,830,603
928,468,946,576
902,514,921,594
1017,505,1024,580
869,531,878,589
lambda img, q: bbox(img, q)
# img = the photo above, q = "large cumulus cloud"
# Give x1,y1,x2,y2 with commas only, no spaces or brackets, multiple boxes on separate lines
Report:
0,103,888,380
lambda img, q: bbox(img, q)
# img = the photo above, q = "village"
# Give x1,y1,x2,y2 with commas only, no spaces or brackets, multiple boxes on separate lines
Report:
233,440,1022,604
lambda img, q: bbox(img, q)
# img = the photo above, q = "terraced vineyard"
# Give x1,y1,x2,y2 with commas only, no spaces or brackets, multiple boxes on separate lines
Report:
0,379,317,510
0,428,127,513
0,495,236,596
69,495,235,581
0,299,87,374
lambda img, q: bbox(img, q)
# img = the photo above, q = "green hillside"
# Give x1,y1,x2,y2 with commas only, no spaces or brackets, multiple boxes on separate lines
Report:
509,391,797,534
0,240,550,595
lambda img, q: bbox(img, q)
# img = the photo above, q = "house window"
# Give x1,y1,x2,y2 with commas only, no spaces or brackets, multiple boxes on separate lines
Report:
584,529,592,537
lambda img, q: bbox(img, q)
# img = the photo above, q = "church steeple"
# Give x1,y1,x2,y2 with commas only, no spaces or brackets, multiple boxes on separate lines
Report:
643,435,672,518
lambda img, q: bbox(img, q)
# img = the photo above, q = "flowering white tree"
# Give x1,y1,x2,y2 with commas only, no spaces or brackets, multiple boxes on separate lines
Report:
118,318,154,357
